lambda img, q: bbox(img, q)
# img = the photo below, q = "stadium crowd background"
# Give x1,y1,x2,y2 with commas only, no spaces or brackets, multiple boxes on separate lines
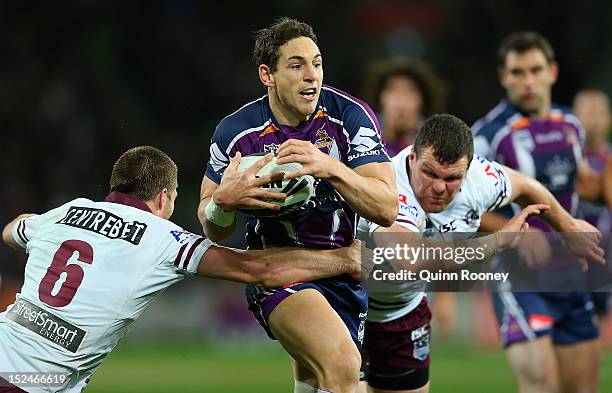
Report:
1,1,612,391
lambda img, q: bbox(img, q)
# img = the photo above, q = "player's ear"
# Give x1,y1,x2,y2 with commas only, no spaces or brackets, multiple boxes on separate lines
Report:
408,151,416,165
161,188,170,209
259,64,275,88
154,188,168,212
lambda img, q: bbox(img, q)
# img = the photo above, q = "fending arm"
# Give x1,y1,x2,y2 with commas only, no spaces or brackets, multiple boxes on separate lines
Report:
197,241,363,287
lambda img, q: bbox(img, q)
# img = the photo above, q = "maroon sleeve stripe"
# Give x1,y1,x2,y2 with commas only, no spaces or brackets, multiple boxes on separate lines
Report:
21,220,29,241
16,220,27,244
182,237,205,270
173,243,189,267
395,218,417,227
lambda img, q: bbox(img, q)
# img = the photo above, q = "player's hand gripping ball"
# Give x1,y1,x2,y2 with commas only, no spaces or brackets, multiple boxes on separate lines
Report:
237,154,315,217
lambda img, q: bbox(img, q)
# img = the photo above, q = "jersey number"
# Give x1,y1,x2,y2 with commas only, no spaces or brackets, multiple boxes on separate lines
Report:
38,240,94,307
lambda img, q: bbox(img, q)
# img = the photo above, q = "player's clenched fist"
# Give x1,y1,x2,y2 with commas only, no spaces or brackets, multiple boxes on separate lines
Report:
560,219,605,271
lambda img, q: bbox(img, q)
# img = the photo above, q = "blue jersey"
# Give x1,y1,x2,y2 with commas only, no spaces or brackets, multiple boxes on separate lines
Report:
205,85,390,249
473,99,585,230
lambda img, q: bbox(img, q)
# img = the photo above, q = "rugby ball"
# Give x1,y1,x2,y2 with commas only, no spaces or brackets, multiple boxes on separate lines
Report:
237,154,315,217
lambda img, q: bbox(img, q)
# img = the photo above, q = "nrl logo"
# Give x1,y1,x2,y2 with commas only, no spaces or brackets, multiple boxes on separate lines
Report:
463,209,480,227
263,143,280,154
314,127,333,149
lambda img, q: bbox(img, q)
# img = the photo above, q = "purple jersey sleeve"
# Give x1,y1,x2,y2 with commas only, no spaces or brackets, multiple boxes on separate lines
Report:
338,94,390,168
204,120,234,185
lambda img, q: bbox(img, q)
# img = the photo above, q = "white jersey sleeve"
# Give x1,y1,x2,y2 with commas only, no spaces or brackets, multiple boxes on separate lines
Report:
11,215,40,249
10,203,73,250
0,197,216,392
396,194,426,232
469,155,513,212
356,193,424,246
159,229,213,276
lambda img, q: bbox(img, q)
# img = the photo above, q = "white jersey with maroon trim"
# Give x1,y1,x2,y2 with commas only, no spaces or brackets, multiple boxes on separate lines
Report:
358,145,512,322
0,197,212,393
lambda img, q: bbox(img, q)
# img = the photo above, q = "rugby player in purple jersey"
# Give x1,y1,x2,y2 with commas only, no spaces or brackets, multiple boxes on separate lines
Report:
197,17,398,393
473,32,605,393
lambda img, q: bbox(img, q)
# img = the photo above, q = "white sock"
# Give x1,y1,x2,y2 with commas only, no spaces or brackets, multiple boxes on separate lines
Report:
316,390,332,393
294,380,317,393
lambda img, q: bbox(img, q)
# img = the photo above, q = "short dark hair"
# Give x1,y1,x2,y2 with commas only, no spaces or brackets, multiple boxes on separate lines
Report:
364,59,446,116
414,114,474,164
253,17,317,71
110,146,178,201
498,31,555,67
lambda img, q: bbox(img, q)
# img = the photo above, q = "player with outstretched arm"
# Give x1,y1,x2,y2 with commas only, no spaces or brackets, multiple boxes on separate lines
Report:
0,146,364,393
357,114,604,393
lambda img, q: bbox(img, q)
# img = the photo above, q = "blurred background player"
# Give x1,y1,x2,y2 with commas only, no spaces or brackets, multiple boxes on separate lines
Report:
473,32,602,393
197,17,398,393
0,146,364,392
363,59,446,157
574,89,612,330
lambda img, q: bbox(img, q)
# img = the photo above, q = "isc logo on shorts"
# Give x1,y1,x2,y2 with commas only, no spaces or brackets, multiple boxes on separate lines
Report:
412,324,430,362
411,325,428,341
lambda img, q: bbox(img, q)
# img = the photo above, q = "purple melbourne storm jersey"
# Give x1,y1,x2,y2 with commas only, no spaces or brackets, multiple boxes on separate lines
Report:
578,146,611,231
473,99,585,229
205,85,390,249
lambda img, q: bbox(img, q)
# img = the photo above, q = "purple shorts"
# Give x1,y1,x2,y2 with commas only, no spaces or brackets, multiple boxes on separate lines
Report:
245,275,368,349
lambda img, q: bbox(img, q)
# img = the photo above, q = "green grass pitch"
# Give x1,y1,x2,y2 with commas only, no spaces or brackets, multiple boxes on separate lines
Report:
85,342,612,392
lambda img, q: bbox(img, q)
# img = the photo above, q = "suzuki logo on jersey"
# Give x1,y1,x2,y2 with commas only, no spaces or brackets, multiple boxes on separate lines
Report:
399,194,408,205
439,219,457,233
535,131,564,144
347,149,382,162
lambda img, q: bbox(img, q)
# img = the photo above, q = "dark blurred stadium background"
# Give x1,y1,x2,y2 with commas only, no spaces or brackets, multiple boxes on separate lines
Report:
1,1,611,391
